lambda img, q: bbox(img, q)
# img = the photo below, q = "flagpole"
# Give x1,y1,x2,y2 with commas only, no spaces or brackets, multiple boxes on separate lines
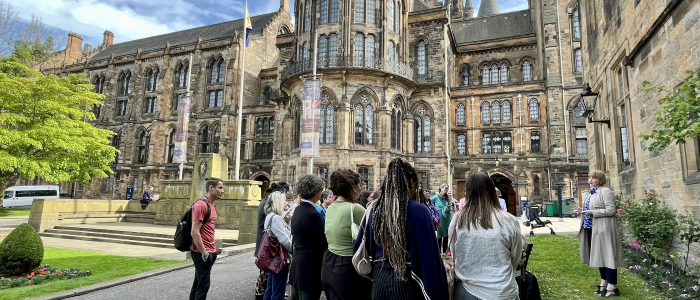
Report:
234,0,248,181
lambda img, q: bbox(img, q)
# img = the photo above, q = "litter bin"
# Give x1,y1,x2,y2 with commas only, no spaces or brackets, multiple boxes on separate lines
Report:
562,197,576,217
545,203,558,217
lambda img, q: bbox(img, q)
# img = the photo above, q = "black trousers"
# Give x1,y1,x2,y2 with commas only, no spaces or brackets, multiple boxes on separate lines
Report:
438,237,449,253
321,250,372,300
190,250,217,300
599,268,618,285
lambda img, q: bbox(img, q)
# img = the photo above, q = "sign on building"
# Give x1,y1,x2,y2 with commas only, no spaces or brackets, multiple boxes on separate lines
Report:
301,79,321,158
173,95,191,163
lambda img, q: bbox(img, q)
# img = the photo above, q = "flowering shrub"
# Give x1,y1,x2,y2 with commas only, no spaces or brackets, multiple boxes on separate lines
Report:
625,247,700,299
618,192,677,260
0,264,91,290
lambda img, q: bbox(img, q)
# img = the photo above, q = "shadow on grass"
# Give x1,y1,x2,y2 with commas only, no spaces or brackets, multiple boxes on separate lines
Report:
528,235,666,300
0,247,185,300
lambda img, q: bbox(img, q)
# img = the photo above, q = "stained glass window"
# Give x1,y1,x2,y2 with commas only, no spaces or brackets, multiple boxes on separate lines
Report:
503,132,512,153
500,63,508,83
365,105,374,145
326,105,334,144
523,60,532,82
355,104,364,144
493,133,502,154
456,103,465,124
491,64,499,85
529,98,540,120
481,102,490,123
319,106,325,144
492,101,501,123
482,65,490,85
457,134,466,155
423,116,431,153
502,100,512,121
415,117,422,153
482,133,491,154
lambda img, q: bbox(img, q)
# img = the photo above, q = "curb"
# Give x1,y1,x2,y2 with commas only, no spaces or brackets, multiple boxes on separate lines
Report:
27,261,194,300
220,243,256,256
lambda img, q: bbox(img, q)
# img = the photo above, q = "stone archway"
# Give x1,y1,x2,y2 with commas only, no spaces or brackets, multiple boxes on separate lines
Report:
249,171,271,194
489,173,517,215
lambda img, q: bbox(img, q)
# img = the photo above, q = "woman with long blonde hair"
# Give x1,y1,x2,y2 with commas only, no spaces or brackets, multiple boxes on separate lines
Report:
262,191,293,300
449,172,522,300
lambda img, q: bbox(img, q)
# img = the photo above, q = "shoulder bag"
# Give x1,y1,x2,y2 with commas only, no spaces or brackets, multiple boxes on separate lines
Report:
352,206,373,280
350,203,360,242
255,215,289,274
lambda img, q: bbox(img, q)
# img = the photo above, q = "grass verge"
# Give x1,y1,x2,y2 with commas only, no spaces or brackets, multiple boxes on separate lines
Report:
0,247,185,300
0,208,31,217
529,235,665,300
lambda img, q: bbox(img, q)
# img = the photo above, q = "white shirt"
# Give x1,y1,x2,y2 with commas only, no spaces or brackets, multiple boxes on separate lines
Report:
449,211,523,300
499,198,507,211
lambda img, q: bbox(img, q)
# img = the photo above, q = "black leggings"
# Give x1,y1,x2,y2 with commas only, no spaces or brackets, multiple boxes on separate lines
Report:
599,268,618,285
438,237,448,253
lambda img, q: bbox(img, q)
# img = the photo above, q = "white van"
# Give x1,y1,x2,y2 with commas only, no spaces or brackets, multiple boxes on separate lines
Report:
3,185,60,208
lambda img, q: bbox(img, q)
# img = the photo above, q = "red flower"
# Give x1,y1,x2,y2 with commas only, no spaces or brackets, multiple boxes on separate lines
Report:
1,277,4,280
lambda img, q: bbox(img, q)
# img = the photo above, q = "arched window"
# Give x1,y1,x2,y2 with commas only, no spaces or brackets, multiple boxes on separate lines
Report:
263,118,270,136
414,107,431,153
531,131,541,153
355,0,365,23
491,64,499,85
355,104,364,144
367,0,375,24
389,0,395,31
176,63,188,88
502,100,512,122
365,105,374,145
575,49,583,73
573,101,586,126
355,33,364,66
330,0,339,23
391,106,402,150
119,72,131,95
391,109,396,149
395,1,400,34
529,98,540,120
146,69,158,91
294,105,301,149
457,134,466,155
200,125,211,153
300,42,308,64
329,34,338,66
366,35,375,66
500,63,508,83
358,167,371,190
482,65,490,85
523,60,532,82
111,131,121,164
325,105,334,144
209,58,225,83
573,101,588,155
136,131,149,164
318,35,327,67
257,118,263,137
534,174,541,195
167,130,175,163
461,67,469,86
320,0,328,24
212,126,221,153
304,3,310,32
94,75,105,94
269,119,275,135
319,96,334,145
492,101,501,123
482,133,491,154
573,7,581,39
417,40,426,75
481,102,490,123
456,103,465,124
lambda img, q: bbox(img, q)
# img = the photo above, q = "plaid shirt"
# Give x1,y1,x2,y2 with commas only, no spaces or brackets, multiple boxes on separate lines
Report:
583,189,595,229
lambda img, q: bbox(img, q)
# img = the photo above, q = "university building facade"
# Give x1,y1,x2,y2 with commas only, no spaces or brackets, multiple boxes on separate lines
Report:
13,0,596,213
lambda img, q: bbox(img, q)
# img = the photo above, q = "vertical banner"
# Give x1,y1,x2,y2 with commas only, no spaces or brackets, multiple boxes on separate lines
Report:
173,95,191,163
301,79,321,158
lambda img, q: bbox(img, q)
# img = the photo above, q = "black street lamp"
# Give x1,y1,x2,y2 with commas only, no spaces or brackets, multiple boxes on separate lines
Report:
581,83,610,129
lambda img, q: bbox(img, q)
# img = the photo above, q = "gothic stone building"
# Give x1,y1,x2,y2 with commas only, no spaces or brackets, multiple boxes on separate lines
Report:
14,0,592,212
273,0,590,214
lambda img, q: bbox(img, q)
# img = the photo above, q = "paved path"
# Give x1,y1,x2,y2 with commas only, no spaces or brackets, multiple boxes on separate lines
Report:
40,236,187,260
56,222,239,240
67,253,261,300
519,215,581,236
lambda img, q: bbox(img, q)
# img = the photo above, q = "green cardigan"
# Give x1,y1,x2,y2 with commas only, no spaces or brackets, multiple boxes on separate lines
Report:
324,198,366,256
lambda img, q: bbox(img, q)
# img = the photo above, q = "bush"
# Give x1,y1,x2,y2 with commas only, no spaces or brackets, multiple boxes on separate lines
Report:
619,192,677,260
0,223,44,275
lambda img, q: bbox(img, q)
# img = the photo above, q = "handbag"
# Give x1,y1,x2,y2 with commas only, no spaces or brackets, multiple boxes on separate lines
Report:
352,207,373,280
350,203,360,242
255,216,289,274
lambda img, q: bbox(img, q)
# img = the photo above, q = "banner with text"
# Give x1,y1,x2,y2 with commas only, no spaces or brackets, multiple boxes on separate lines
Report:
173,95,191,163
301,79,321,158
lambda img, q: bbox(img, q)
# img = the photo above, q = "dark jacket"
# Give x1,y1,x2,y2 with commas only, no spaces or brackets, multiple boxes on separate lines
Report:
289,201,328,294
142,189,151,201
254,193,270,257
354,199,449,300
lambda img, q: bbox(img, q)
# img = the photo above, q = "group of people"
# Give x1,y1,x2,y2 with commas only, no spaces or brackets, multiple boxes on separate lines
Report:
186,164,624,300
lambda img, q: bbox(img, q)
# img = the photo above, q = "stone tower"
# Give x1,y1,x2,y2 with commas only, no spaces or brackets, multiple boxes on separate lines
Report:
464,0,474,19
451,0,464,20
477,0,500,17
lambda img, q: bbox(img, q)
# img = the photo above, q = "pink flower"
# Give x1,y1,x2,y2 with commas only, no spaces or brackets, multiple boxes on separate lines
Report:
647,192,653,196
617,208,621,213
653,264,658,268
633,240,640,248
693,285,699,291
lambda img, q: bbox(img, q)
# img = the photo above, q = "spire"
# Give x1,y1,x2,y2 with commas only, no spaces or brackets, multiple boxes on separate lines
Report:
477,0,500,17
464,0,474,18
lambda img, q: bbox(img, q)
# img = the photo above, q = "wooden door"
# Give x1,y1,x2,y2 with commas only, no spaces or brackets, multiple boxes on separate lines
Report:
508,183,517,215
456,181,466,203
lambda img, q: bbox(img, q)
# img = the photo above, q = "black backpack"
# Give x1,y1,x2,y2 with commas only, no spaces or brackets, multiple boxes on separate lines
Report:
174,199,211,252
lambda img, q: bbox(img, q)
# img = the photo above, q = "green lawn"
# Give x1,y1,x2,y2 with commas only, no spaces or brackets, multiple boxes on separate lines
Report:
0,208,30,217
0,247,185,300
529,235,665,300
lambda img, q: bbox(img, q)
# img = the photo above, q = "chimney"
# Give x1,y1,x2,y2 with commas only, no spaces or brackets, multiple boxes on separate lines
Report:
83,43,92,54
477,0,500,17
103,30,114,47
280,0,289,12
66,32,83,60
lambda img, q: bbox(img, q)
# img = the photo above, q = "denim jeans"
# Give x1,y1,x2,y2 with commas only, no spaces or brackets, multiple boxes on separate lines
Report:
263,266,289,300
190,251,217,300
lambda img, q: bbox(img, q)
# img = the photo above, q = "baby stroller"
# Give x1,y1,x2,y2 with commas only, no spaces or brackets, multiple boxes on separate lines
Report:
522,204,555,236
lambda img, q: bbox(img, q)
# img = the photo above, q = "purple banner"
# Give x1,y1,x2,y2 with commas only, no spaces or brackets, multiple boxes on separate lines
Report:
173,95,191,163
301,79,321,158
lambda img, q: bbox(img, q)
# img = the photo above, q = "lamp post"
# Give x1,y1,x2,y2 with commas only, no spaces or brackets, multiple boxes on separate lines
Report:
581,83,610,129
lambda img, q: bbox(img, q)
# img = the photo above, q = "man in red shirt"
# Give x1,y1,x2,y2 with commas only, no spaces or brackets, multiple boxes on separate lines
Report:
190,177,223,300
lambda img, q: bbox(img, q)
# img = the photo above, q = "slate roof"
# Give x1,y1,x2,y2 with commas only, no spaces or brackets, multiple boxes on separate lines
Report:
412,0,433,12
452,10,534,45
89,12,278,62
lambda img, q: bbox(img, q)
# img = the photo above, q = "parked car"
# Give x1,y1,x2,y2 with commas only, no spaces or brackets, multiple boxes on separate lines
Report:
3,185,60,208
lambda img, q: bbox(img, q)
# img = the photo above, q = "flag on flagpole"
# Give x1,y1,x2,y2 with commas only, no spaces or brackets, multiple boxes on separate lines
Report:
245,6,252,48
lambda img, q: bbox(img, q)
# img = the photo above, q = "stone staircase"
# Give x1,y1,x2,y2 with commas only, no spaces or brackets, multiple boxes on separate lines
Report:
40,226,238,249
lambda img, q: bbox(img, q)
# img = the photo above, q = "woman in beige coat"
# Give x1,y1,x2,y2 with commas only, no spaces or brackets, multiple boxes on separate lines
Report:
578,170,624,297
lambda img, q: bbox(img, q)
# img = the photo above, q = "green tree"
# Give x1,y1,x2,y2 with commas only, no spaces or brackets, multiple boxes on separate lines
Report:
0,58,118,196
640,71,700,151
10,38,56,68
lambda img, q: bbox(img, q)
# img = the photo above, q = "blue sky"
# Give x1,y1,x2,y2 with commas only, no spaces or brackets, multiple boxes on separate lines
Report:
6,0,528,49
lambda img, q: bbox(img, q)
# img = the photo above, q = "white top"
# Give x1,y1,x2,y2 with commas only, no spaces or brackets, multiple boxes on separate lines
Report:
499,198,507,211
449,211,523,300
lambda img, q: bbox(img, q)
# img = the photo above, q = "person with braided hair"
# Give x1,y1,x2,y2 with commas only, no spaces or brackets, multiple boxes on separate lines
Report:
353,158,449,300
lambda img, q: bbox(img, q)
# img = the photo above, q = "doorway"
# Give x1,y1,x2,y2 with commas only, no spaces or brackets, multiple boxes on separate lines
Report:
490,174,517,215
254,175,270,194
